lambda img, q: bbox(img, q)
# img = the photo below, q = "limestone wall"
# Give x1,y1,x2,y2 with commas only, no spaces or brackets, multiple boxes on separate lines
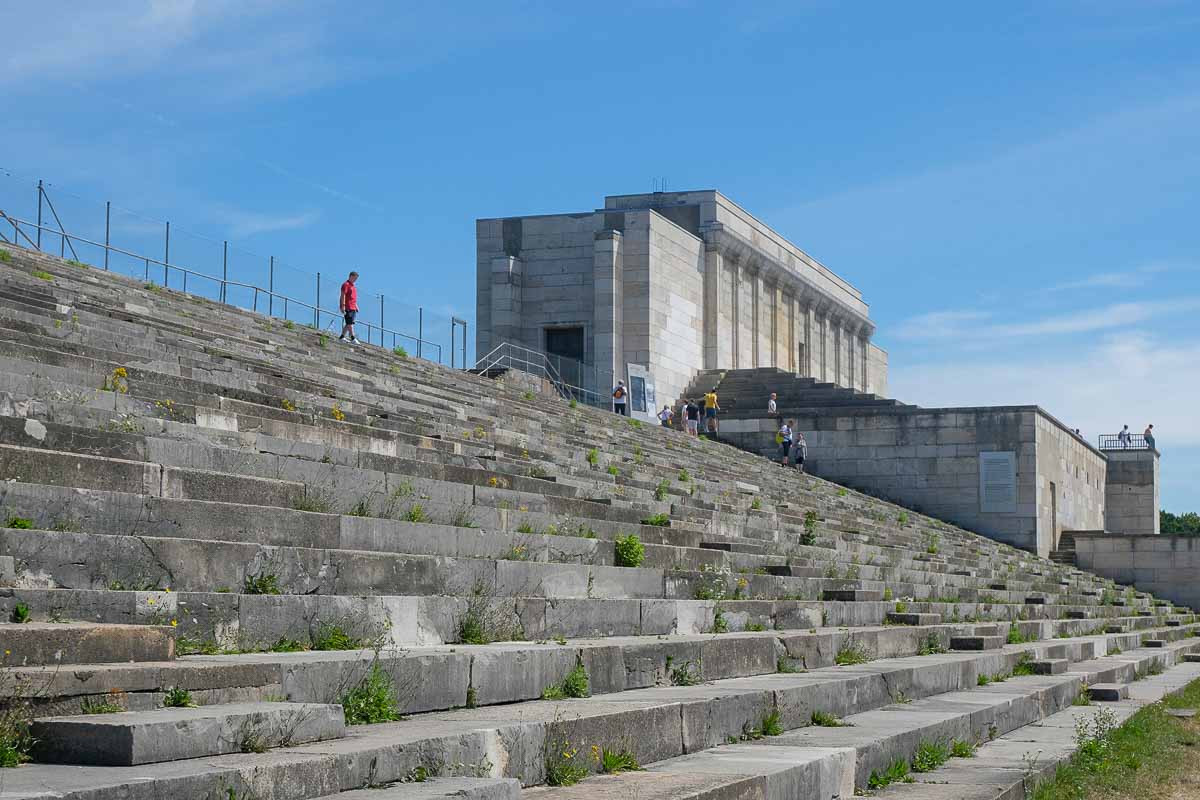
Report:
646,212,705,407
1104,450,1160,535
1034,415,1108,550
867,344,888,397
1075,534,1200,610
721,405,1104,556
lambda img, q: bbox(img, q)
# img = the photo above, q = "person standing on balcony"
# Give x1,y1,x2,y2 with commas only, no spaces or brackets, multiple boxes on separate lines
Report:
612,380,628,416
1117,425,1130,448
338,271,360,344
1144,424,1156,450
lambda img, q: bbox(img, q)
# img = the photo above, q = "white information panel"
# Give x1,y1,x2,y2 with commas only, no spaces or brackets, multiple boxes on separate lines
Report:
979,451,1017,514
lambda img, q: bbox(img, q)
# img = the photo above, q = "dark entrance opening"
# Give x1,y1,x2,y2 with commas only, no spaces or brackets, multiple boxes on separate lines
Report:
545,327,585,387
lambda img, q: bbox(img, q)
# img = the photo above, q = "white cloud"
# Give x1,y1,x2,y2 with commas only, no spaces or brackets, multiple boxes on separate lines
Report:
214,208,321,238
894,298,1200,342
889,332,1200,447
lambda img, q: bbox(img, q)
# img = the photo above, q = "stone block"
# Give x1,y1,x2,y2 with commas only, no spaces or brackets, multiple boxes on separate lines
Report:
950,636,1003,651
885,612,941,626
1088,683,1129,702
32,701,344,765
1143,639,1166,648
0,622,174,666
1029,659,1067,675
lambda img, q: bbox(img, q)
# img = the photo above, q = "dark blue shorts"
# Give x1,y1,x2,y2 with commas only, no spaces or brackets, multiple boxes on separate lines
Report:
343,310,357,325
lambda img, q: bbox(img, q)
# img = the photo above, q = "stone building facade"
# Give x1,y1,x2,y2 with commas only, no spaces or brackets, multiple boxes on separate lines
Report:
475,191,887,409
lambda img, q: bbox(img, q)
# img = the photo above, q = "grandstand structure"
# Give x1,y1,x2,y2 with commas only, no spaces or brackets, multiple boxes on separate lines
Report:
0,241,1197,799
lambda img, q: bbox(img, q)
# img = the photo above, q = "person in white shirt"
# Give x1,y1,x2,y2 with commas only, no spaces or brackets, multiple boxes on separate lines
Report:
778,420,792,464
612,381,628,416
768,392,777,416
658,405,674,427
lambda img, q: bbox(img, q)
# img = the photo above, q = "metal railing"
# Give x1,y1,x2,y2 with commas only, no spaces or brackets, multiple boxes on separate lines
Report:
0,211,443,362
1098,433,1154,450
474,341,612,408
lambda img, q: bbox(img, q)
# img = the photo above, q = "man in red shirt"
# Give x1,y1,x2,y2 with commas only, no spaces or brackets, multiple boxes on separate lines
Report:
338,271,360,344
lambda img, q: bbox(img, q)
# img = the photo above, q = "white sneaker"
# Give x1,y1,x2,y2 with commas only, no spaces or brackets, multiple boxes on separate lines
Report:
348,337,358,345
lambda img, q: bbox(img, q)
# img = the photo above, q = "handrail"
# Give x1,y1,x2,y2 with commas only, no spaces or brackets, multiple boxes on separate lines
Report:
1098,433,1153,451
474,341,613,408
0,212,442,362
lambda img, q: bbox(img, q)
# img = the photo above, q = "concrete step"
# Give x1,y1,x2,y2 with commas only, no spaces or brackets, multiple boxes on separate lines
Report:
0,621,174,666
1087,682,1129,701
315,779,521,799
32,700,345,765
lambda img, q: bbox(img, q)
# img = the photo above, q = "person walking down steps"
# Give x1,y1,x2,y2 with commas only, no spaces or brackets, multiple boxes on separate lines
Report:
793,428,807,473
777,418,792,465
339,271,360,344
612,380,629,416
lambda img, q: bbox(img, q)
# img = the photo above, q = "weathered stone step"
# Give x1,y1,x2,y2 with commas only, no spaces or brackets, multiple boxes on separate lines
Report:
31,701,345,765
316,779,521,799
1087,682,1129,701
0,621,174,666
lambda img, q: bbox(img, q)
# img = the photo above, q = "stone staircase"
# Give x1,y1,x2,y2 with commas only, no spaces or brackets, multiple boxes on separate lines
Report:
0,241,1197,800
681,367,912,415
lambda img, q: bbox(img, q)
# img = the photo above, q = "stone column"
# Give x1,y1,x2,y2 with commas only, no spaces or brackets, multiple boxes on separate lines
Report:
785,291,796,374
859,334,870,392
702,243,722,369
489,255,524,349
748,267,761,368
593,231,623,385
729,257,740,368
800,299,813,377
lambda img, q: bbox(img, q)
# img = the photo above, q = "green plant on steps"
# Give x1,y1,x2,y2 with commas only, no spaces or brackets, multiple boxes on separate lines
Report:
911,739,950,773
835,640,872,666
950,739,976,758
760,709,783,736
541,661,590,700
641,513,670,527
868,759,912,790
678,468,690,482
750,497,762,510
811,710,847,727
243,573,281,595
606,464,619,477
162,687,197,708
586,448,599,467
613,533,645,568
341,661,402,724
5,516,33,530
654,479,670,501
10,604,30,624
393,345,408,358
601,747,642,774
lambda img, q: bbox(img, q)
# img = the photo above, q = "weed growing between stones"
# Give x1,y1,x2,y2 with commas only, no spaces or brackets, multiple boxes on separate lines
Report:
977,673,991,686
811,710,847,727
867,758,913,789
835,638,872,666
0,664,44,768
911,739,950,772
925,532,940,555
9,604,30,624
32,270,53,281
1073,682,1092,706
598,745,641,774
393,345,408,358
244,573,282,595
606,464,619,477
4,516,33,530
457,578,519,645
750,497,762,510
801,511,819,546
545,740,589,786
1012,653,1036,676
448,504,478,528
341,661,403,725
0,249,9,263
162,687,196,708
777,657,803,674
541,661,590,700
291,488,337,513
918,633,947,656
80,691,127,714
613,533,645,568
950,738,976,758
585,448,599,468
668,657,702,686
654,479,670,501
404,504,429,523
1007,625,1036,645
760,709,784,736
641,513,670,527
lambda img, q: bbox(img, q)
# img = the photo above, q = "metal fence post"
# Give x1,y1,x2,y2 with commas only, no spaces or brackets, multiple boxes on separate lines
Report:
36,180,43,251
164,222,170,286
417,308,423,359
104,201,110,270
221,241,228,303
379,295,384,344
463,320,468,368
315,272,320,328
450,320,455,369
268,256,274,317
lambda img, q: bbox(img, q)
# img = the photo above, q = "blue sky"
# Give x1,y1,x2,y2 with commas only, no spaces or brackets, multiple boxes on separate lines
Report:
4,1,1198,511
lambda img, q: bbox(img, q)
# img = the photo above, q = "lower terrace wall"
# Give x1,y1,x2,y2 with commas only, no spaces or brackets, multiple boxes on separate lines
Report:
721,405,1106,558
1075,534,1200,611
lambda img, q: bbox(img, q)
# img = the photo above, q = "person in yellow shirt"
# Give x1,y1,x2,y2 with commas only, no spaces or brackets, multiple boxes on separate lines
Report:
703,389,720,433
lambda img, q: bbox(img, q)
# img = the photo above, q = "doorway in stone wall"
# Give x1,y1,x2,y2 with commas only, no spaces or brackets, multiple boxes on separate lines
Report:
545,326,585,387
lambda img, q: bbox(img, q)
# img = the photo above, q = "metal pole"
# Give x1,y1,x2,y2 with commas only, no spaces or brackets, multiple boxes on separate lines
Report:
36,180,43,250
164,222,170,287
463,320,468,368
417,308,423,359
379,295,384,343
221,241,228,303
315,272,320,327
144,258,149,281
104,202,110,270
268,256,274,317
450,320,455,369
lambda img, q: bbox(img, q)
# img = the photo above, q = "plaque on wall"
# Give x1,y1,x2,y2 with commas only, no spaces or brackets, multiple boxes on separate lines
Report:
626,363,656,423
979,451,1018,514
